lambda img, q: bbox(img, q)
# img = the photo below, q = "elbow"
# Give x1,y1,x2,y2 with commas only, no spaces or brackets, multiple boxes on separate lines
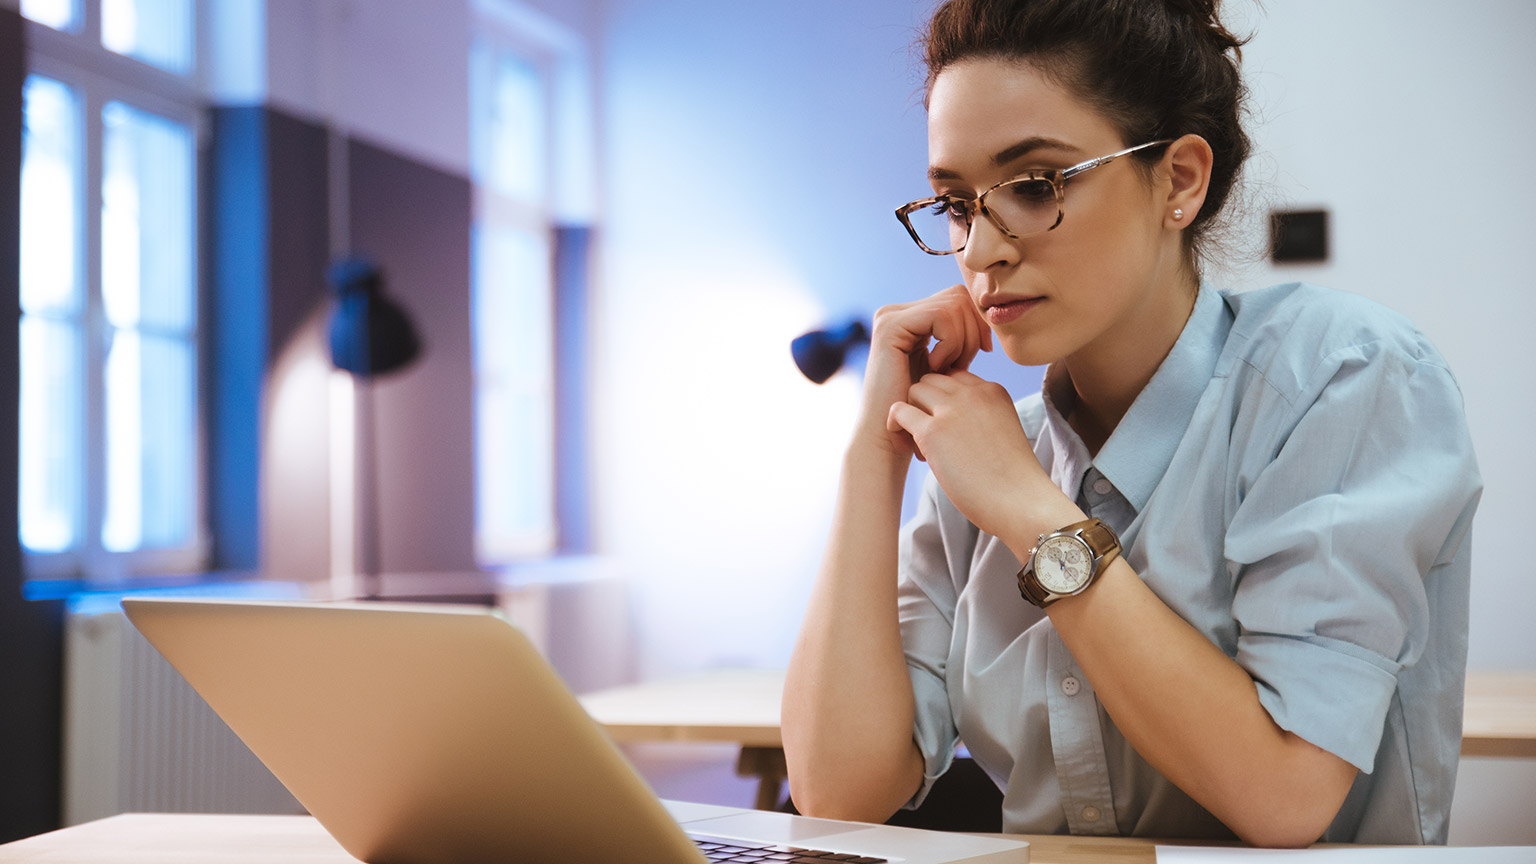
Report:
785,775,903,826
1220,734,1357,848
1232,817,1329,850
1224,784,1348,848
782,742,922,826
788,786,875,824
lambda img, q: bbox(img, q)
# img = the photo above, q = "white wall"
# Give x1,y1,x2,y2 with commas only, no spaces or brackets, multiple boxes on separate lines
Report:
593,0,1029,678
261,0,599,180
593,0,1050,678
1230,0,1536,672
263,0,474,176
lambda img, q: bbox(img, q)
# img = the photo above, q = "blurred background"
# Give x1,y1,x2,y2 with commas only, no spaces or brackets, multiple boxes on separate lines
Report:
2,0,1532,848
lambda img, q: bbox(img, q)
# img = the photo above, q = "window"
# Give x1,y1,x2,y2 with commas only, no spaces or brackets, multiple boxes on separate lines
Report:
470,39,558,562
469,1,597,564
18,75,81,557
20,0,73,32
19,1,204,580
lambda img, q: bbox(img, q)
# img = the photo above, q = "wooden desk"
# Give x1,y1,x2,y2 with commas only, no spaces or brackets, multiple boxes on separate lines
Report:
0,815,350,864
580,668,786,749
580,668,787,809
1461,671,1536,758
581,668,1536,809
0,813,1169,863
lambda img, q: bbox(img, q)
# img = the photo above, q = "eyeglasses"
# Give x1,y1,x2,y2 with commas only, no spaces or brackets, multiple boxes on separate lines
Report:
894,140,1173,255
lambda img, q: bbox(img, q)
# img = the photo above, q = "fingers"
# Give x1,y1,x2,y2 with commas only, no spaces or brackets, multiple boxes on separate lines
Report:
887,400,927,436
886,401,929,462
970,309,989,363
904,376,944,412
907,346,931,384
873,284,988,375
925,292,970,373
951,293,985,373
924,287,987,374
937,369,983,387
906,369,979,409
942,286,993,372
862,286,993,454
895,370,1013,468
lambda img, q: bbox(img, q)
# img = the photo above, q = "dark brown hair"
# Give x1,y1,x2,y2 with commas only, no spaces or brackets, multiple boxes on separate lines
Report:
922,0,1251,265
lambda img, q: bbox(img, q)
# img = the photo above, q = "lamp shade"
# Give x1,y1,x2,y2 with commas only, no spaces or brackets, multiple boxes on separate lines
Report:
791,319,869,384
326,257,422,377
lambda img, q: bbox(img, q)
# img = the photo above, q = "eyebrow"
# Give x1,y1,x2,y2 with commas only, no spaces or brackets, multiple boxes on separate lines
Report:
928,136,1081,181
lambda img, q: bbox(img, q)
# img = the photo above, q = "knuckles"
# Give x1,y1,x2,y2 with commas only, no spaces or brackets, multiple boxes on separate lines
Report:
981,380,1010,401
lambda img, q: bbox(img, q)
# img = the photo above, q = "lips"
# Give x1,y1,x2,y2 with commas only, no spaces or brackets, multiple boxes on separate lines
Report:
984,296,1043,326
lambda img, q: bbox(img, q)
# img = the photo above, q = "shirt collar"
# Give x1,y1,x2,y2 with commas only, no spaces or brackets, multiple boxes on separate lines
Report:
1095,281,1230,511
1038,282,1231,513
1040,363,1092,501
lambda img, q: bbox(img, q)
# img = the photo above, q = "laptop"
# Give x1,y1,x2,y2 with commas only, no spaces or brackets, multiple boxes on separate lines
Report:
122,598,1028,864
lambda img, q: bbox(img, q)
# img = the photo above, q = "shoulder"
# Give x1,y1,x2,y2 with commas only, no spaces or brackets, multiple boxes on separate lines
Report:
1218,282,1454,404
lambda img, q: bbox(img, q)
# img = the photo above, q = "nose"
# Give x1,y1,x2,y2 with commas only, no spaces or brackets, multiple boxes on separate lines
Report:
959,208,1020,273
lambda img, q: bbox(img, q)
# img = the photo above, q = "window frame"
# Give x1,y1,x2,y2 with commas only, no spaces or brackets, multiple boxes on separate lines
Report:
466,0,601,565
468,30,561,563
21,8,209,583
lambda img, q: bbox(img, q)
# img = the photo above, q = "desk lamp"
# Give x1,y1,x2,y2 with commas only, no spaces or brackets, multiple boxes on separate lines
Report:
791,320,869,384
326,257,422,599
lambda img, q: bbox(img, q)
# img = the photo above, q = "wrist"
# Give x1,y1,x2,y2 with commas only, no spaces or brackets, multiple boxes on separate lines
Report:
997,495,1087,564
842,432,911,485
847,403,917,463
1044,554,1129,617
1016,516,1122,609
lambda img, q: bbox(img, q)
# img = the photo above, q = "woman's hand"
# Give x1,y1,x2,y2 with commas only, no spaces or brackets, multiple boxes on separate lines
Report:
857,285,992,461
887,369,1059,542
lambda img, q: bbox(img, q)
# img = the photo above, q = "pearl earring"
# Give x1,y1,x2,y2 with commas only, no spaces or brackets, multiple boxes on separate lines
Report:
1172,208,1184,221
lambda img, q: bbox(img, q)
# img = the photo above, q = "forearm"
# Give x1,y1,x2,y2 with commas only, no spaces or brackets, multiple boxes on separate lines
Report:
782,442,925,821
1044,561,1356,846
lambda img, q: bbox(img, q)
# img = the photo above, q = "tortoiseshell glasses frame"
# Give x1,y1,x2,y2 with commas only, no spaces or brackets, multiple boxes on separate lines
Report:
894,139,1174,255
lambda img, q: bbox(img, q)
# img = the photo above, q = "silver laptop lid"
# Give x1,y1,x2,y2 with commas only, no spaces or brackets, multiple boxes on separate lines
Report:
123,597,708,864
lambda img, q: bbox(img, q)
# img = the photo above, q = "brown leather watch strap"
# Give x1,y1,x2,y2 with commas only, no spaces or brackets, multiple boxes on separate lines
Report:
1017,565,1046,606
1073,518,1121,568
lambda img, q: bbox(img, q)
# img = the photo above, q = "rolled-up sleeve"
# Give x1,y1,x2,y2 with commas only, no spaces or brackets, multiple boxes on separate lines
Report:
897,473,965,806
1224,339,1481,772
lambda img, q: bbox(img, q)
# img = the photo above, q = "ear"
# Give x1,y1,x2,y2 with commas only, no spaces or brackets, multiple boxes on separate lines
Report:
1162,134,1214,230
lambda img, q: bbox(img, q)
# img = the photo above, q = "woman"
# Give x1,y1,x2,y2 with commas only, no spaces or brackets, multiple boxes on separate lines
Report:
781,0,1480,848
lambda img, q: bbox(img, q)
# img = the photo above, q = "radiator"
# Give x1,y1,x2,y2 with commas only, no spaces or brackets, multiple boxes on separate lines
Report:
60,570,630,826
62,603,304,826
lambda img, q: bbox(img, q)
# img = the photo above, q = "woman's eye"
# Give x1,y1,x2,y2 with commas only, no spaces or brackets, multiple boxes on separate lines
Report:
1007,178,1057,205
930,198,973,223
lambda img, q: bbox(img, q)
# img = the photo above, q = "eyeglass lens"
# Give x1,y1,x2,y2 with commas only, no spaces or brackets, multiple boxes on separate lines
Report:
907,176,1059,253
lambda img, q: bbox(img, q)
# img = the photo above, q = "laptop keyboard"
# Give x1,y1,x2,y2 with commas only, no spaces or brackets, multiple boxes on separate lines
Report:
689,833,889,864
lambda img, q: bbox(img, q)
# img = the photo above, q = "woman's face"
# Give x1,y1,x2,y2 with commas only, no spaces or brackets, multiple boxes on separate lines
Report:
926,58,1186,369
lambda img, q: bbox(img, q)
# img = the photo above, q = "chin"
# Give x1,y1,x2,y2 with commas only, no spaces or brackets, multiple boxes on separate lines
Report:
998,334,1054,368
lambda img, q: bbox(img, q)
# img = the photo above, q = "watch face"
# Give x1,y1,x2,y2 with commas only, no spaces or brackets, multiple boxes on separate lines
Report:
1034,535,1093,595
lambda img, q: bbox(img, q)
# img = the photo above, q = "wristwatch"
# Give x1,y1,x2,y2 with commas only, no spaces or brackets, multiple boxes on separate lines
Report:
1016,518,1122,607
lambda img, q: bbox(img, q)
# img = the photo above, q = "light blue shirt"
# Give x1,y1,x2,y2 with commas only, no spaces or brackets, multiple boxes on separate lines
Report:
898,282,1481,844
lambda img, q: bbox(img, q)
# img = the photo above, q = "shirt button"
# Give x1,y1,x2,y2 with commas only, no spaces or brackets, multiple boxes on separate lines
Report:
1061,676,1081,696
1082,805,1102,822
1092,478,1112,495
